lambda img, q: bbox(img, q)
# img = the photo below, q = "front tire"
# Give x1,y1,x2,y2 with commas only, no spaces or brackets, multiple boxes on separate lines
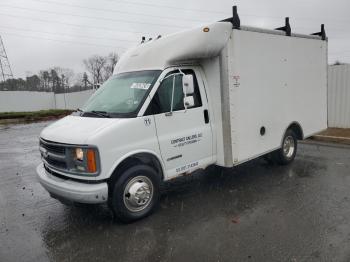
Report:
273,129,298,165
109,165,160,223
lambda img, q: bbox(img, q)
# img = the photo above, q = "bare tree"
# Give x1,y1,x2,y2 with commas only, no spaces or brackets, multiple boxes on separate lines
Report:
26,75,40,91
83,55,107,86
103,52,119,80
73,72,91,91
82,72,90,90
52,67,74,92
50,69,60,93
39,70,50,91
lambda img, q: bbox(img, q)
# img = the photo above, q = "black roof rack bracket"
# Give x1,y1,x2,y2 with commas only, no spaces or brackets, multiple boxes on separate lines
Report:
219,5,240,29
311,24,326,40
275,17,292,36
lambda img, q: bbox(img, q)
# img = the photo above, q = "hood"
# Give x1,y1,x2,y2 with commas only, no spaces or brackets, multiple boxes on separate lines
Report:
40,115,119,145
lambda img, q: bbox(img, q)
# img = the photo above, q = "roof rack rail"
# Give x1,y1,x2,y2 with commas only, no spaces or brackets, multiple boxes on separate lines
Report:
275,17,291,36
311,24,326,40
220,5,240,29
219,6,325,41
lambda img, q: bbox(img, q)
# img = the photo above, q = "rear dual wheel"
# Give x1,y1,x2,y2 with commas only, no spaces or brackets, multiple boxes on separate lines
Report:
265,129,298,165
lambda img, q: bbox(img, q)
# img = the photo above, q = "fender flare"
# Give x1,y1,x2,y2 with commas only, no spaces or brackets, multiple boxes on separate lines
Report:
107,149,166,181
280,121,304,146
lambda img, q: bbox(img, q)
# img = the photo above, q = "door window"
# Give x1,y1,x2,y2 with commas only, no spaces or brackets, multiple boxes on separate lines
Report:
145,69,202,115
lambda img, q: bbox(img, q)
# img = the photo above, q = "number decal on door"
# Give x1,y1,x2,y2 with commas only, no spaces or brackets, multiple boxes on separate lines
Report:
176,161,199,173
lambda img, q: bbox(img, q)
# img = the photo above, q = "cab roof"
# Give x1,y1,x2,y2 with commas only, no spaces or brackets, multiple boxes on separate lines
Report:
113,22,233,74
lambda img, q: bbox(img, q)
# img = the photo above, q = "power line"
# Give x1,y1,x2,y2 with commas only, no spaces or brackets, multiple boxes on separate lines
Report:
0,25,136,43
0,31,129,50
0,4,187,29
1,11,348,47
0,13,150,35
1,10,348,41
11,1,350,33
92,0,350,24
23,0,350,28
2,24,346,55
1,4,349,52
111,0,350,26
103,0,228,15
29,0,207,23
18,0,350,28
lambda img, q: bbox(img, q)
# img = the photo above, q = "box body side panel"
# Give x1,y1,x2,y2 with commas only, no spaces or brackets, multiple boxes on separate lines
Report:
227,30,327,163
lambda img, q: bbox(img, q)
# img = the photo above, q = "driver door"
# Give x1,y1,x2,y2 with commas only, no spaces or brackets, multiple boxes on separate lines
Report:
145,68,213,179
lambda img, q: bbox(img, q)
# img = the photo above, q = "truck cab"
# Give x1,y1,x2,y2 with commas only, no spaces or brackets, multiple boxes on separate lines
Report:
37,64,216,222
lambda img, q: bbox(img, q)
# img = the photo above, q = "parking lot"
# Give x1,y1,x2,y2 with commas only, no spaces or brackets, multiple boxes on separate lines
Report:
1,121,350,262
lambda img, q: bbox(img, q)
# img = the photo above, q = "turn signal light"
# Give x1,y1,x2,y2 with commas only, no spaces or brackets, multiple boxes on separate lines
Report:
86,149,97,173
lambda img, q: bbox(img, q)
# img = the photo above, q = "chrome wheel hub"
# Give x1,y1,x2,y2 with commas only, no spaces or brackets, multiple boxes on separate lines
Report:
123,176,153,212
283,136,295,159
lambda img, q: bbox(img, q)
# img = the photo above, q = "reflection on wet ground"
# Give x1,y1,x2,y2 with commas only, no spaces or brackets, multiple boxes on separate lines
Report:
1,121,350,261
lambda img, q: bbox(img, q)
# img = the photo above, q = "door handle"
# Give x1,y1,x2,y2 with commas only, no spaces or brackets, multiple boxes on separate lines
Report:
204,109,209,124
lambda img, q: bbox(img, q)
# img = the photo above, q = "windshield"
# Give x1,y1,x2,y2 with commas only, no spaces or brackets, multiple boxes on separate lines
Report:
81,70,161,117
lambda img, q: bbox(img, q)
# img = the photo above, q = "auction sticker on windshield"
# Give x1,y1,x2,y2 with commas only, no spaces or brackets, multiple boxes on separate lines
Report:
130,83,151,90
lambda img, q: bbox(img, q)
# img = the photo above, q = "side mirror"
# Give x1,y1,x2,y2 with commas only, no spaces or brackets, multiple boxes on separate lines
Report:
182,75,194,95
184,96,195,108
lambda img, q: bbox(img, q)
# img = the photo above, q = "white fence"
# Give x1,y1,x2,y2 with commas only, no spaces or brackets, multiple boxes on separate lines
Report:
55,90,94,110
0,90,94,112
328,64,350,128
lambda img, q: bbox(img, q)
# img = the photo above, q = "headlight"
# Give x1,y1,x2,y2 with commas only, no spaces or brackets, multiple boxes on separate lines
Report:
70,147,99,174
75,148,84,161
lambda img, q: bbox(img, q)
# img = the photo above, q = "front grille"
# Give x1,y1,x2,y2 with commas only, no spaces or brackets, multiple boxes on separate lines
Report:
40,139,67,171
45,157,67,169
40,139,65,155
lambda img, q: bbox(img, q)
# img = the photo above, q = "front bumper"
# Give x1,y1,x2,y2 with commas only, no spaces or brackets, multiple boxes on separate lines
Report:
36,164,108,204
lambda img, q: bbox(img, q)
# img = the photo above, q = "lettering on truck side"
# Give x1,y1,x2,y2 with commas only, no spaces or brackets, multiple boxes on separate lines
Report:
171,132,203,148
176,161,199,173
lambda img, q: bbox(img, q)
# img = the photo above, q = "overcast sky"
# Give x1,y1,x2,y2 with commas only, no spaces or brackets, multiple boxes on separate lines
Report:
0,0,349,78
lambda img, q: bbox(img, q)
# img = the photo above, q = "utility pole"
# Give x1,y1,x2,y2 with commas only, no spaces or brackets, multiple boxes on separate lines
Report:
0,36,14,82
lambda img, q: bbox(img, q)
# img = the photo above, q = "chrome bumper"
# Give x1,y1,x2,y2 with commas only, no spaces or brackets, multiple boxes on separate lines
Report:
36,164,108,204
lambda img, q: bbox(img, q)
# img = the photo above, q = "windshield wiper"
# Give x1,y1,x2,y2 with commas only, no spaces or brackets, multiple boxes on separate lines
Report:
72,108,84,116
88,110,111,118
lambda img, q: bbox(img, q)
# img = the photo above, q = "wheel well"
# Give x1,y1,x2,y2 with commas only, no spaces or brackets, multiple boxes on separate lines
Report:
287,122,304,140
109,153,164,186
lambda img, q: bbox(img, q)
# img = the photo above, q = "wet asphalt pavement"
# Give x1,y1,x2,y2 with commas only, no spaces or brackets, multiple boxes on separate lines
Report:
1,121,350,262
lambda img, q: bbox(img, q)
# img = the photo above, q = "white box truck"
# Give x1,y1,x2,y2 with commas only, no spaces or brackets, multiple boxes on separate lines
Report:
37,7,328,222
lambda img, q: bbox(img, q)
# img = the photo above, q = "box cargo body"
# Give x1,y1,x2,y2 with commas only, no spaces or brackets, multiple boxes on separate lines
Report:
202,26,328,167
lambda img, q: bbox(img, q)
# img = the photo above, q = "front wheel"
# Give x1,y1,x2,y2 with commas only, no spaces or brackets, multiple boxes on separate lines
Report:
273,130,298,165
109,165,160,223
